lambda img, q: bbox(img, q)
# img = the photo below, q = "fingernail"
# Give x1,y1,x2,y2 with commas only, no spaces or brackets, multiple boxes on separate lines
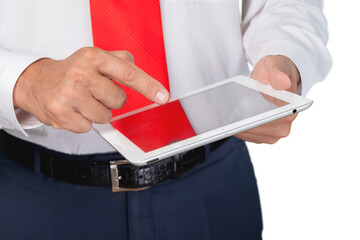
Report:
155,90,168,103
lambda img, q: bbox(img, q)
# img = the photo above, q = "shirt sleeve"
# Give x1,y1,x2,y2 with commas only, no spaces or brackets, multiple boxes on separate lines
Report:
0,48,44,136
241,0,332,95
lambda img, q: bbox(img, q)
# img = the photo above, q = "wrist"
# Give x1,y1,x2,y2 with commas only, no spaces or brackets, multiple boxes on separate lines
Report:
13,58,55,110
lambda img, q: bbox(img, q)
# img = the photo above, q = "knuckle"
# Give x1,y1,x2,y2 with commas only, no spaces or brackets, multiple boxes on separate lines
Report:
122,64,137,83
82,122,92,133
65,66,88,84
78,47,98,61
113,93,127,109
48,99,65,114
71,122,92,134
100,110,113,123
51,118,67,130
108,87,127,109
47,100,71,125
120,51,134,62
58,85,77,100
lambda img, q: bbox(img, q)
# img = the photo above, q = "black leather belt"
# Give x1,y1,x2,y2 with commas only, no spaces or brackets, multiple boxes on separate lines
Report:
0,130,228,191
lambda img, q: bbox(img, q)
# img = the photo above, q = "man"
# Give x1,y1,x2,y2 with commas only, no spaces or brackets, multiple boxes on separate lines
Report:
0,0,331,239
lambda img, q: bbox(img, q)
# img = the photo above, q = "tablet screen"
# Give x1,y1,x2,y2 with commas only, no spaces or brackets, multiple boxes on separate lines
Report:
110,82,289,152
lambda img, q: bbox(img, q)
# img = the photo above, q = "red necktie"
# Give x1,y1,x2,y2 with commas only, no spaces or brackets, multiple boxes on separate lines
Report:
90,0,195,152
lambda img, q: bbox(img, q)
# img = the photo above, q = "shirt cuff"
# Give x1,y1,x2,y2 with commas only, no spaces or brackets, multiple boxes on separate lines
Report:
0,49,44,136
250,43,317,96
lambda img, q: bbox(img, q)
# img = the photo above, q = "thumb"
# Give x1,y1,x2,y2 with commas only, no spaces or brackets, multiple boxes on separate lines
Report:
267,67,292,91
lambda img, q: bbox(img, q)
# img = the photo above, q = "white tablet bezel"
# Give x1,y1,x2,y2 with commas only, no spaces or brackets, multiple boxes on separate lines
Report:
93,75,312,166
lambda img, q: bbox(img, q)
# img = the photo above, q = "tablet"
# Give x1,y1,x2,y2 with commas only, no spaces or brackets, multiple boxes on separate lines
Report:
93,75,312,166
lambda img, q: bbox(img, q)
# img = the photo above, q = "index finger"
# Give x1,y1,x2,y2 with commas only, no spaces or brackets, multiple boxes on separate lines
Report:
96,51,170,105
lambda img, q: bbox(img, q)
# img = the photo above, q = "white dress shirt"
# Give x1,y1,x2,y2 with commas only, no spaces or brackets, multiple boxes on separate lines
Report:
0,0,332,154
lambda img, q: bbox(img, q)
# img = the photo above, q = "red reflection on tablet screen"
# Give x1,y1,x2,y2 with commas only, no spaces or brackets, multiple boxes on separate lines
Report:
111,101,196,152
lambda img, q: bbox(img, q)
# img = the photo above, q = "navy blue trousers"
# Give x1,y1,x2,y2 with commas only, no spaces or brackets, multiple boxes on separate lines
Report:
0,137,262,240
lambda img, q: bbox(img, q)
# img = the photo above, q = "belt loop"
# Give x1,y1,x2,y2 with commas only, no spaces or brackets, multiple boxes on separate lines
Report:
171,154,182,179
33,147,43,176
204,143,211,162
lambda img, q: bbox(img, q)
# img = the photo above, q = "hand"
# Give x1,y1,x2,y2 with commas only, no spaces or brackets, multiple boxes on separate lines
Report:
13,47,170,133
235,55,301,144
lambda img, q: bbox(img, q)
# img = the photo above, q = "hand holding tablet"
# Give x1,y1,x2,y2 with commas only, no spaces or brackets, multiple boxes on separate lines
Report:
235,55,302,144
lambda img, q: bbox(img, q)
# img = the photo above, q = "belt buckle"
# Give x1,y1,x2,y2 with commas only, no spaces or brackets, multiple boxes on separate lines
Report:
109,160,150,192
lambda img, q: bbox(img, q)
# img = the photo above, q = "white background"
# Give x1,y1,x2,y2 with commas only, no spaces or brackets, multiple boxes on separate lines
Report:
248,2,360,239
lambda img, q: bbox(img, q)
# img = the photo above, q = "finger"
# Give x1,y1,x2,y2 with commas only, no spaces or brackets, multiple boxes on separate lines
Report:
109,51,135,64
244,121,293,139
235,132,279,144
96,52,170,104
269,113,298,124
249,113,297,133
90,75,127,109
52,111,93,134
76,97,113,124
235,115,297,143
236,123,290,144
285,113,298,122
